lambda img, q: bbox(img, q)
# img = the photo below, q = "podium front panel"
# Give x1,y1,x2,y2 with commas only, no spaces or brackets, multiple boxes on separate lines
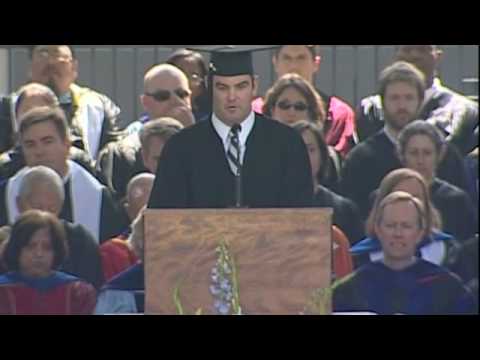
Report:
145,208,332,315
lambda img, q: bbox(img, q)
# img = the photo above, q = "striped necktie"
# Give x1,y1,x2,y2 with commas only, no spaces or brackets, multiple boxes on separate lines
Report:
227,124,242,176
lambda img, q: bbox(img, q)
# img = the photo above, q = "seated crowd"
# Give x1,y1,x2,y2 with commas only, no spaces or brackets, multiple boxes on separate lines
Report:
0,45,477,314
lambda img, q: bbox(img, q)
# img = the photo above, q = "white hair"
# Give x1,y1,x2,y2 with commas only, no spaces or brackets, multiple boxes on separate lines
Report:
18,165,65,204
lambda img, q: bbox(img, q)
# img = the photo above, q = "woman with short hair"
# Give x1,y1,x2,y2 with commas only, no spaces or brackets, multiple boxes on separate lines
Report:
0,210,96,314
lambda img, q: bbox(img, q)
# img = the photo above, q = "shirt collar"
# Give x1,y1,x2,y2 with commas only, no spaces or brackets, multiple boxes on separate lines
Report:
383,126,398,146
211,111,255,149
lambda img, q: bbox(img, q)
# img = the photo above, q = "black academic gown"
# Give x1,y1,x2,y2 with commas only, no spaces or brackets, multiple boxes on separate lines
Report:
149,114,313,209
61,220,104,289
356,84,478,155
430,178,478,242
340,130,469,219
61,179,128,243
0,174,128,244
313,185,364,245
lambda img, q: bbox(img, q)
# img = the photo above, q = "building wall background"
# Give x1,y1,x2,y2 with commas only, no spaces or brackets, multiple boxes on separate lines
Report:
2,45,478,129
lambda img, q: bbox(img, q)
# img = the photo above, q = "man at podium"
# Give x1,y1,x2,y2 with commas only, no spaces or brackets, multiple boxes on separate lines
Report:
148,46,313,209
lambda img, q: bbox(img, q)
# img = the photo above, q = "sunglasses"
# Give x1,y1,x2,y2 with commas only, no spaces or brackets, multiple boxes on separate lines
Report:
276,100,308,112
146,88,191,102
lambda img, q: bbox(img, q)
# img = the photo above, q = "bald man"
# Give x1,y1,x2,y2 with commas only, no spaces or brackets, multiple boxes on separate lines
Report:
127,63,195,133
99,173,155,282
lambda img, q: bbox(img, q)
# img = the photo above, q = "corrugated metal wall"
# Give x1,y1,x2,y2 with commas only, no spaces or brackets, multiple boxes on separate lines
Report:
6,45,478,129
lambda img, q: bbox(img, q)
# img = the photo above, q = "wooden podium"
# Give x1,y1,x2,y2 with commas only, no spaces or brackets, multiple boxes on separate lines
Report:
144,208,332,315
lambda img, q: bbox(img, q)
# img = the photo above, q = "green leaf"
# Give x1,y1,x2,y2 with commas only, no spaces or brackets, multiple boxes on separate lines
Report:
173,281,184,315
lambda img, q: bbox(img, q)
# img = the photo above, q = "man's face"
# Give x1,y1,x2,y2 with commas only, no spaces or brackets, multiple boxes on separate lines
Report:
212,74,257,126
21,121,70,177
273,46,319,83
142,71,193,126
383,81,421,132
141,136,166,174
19,227,55,279
17,183,63,217
30,45,78,95
376,201,424,265
395,45,440,83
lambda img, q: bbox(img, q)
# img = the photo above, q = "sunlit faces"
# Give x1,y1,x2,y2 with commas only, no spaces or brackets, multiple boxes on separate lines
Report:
402,135,439,182
17,182,63,216
212,74,257,126
271,87,309,125
383,81,421,132
142,70,192,120
20,121,70,177
273,45,319,83
376,200,424,269
30,45,78,95
18,227,55,278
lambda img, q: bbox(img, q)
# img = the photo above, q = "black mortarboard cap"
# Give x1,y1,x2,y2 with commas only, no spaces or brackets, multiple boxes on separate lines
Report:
187,45,278,77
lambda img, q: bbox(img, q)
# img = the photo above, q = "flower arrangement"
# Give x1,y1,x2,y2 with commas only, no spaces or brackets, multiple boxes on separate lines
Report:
172,238,332,315
209,238,242,315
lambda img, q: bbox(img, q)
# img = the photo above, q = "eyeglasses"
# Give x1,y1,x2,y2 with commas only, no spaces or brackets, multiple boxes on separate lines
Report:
145,88,191,102
276,100,308,112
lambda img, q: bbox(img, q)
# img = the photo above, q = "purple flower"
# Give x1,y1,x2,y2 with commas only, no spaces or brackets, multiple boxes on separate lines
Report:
209,285,221,296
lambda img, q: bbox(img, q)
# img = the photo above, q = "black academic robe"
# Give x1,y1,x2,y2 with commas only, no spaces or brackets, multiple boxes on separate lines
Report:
356,83,478,155
96,133,148,203
149,114,313,209
61,220,105,289
0,171,128,244
430,178,478,242
313,185,363,245
60,180,128,244
333,259,476,315
340,130,469,219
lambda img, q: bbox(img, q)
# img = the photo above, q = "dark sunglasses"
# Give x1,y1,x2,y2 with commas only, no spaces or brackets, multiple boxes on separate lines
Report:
276,100,308,112
146,88,191,102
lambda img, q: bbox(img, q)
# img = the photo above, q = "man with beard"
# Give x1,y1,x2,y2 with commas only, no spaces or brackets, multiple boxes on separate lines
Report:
96,64,191,203
340,62,427,218
356,45,478,157
341,61,468,219
23,45,122,161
